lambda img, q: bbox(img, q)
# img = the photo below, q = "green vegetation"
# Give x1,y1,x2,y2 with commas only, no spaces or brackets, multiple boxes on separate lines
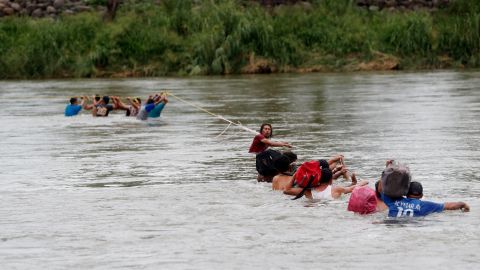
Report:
0,0,479,78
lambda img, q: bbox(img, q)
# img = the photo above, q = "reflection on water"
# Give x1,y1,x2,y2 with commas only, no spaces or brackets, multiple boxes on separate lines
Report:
0,71,479,269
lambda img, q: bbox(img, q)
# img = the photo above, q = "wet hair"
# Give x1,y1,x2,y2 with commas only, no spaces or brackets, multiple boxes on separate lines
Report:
69,97,77,105
135,97,141,104
147,98,155,104
282,151,297,164
319,168,333,184
259,123,272,138
375,180,381,199
407,181,423,197
102,96,110,104
273,155,291,174
94,95,101,102
318,159,329,169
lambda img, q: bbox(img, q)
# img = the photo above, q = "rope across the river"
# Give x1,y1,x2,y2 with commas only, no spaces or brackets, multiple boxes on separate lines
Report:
166,91,259,136
166,91,311,153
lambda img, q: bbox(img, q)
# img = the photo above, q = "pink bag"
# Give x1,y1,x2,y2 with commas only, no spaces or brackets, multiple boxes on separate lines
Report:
348,186,377,215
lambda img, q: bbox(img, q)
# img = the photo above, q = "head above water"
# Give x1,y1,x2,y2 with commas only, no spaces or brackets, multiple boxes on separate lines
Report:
274,155,291,174
147,98,155,104
407,181,423,199
282,151,297,164
319,159,329,170
94,95,101,102
102,96,110,105
319,168,333,184
69,97,78,105
259,123,272,138
381,162,411,198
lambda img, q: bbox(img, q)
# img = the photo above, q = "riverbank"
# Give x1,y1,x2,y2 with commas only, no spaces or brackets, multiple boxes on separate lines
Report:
0,0,478,78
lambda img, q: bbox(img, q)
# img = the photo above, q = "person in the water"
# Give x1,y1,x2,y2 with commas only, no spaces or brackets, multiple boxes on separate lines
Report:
283,168,368,200
272,154,295,191
111,96,141,117
379,162,470,217
92,96,117,117
249,123,292,154
148,92,169,118
65,96,87,117
136,96,157,121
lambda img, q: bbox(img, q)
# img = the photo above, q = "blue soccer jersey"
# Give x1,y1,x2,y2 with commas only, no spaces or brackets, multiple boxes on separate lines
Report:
382,194,444,217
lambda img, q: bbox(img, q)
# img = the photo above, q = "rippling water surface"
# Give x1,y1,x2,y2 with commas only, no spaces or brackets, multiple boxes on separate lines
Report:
1,71,479,269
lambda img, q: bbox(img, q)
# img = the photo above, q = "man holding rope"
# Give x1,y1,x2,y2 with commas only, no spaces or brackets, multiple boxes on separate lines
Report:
249,123,292,154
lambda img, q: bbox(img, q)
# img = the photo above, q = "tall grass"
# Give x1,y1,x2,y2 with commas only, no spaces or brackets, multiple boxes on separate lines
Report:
0,0,479,78
436,13,480,66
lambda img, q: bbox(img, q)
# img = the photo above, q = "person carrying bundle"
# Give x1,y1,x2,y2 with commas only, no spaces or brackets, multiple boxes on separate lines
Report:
379,160,470,217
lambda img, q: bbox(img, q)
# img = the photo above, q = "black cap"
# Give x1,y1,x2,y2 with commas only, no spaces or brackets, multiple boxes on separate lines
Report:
407,181,423,196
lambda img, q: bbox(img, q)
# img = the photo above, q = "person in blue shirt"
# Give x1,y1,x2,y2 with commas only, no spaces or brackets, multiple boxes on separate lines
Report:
148,92,168,118
379,162,470,217
64,97,85,117
136,96,157,121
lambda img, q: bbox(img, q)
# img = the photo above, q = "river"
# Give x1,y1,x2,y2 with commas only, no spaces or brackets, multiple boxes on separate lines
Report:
1,71,479,269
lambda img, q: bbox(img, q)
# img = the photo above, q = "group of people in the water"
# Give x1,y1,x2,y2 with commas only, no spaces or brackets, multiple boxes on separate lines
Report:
64,92,168,120
250,123,470,217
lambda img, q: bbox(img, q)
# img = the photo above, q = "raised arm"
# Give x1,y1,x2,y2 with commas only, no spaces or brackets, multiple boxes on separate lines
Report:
82,96,94,110
328,154,344,166
112,96,129,110
154,93,169,105
444,202,470,212
92,95,100,106
79,96,86,107
130,98,141,110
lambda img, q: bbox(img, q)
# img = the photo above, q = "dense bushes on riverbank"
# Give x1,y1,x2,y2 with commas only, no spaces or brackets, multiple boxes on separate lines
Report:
0,0,478,78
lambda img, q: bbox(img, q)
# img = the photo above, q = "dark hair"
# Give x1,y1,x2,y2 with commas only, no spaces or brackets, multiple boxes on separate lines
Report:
69,97,77,105
102,96,110,104
135,97,142,104
375,180,381,199
273,155,291,174
147,98,155,104
407,181,423,197
259,123,272,138
320,168,333,184
318,159,329,169
94,95,101,102
282,151,297,163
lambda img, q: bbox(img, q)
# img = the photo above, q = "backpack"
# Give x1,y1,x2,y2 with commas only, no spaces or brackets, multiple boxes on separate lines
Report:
293,160,322,188
255,149,282,177
291,160,323,200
